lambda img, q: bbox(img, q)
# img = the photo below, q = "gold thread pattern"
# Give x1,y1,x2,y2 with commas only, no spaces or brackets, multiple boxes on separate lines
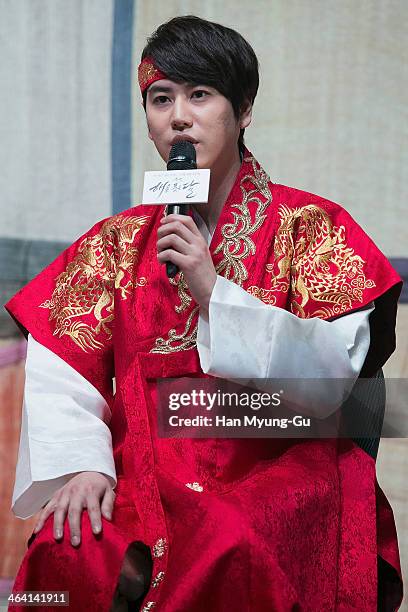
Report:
151,156,272,353
40,215,149,352
249,204,375,318
246,286,278,305
141,603,156,612
151,307,199,354
152,571,165,588
138,59,165,92
169,272,193,314
186,482,204,492
152,537,167,559
247,262,289,304
213,157,272,285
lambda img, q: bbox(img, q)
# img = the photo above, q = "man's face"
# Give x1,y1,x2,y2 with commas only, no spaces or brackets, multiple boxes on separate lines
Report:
145,79,251,173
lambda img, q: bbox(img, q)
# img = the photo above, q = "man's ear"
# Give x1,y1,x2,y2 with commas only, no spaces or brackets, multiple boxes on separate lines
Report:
239,102,253,129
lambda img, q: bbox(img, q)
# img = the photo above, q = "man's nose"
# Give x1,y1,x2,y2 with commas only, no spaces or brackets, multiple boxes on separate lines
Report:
171,97,193,130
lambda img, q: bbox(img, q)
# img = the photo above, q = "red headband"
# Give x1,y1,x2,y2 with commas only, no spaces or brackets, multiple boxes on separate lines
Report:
138,57,167,94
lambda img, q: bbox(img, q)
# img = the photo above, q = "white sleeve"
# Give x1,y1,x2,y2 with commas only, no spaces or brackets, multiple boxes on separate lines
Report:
12,334,117,519
197,275,374,419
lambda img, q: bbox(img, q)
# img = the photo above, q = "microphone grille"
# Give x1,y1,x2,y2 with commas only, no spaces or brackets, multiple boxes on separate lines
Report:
168,140,196,165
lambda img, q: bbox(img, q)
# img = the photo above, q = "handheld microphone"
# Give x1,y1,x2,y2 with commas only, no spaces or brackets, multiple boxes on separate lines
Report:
166,140,197,278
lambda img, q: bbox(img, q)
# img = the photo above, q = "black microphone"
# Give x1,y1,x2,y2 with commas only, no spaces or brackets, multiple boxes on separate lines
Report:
166,140,197,278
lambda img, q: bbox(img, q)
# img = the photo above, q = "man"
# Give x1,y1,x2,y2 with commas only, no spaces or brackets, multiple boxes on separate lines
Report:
6,15,403,612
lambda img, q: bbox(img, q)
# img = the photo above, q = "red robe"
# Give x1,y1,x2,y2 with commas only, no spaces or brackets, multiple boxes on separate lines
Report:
6,152,403,611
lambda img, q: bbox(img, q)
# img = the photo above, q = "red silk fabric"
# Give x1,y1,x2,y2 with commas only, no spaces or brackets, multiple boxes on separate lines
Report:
138,57,167,94
6,152,403,610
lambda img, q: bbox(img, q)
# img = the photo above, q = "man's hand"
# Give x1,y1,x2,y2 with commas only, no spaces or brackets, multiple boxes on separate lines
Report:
33,471,115,547
157,214,217,314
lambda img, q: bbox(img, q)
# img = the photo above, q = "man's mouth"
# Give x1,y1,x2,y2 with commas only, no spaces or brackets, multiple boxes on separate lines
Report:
170,136,198,146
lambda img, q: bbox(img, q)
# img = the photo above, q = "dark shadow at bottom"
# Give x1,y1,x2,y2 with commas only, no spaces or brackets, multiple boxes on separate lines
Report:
110,541,153,612
377,554,403,612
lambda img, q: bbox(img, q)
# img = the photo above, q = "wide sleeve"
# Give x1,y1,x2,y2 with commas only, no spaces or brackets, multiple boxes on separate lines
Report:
12,334,116,519
268,195,403,377
4,215,133,406
197,276,373,418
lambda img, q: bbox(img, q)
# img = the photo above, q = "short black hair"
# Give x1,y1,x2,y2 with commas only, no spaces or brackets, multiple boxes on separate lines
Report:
141,15,259,150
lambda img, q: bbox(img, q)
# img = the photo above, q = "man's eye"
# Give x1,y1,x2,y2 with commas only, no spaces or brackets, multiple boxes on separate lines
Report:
153,95,169,104
192,90,208,99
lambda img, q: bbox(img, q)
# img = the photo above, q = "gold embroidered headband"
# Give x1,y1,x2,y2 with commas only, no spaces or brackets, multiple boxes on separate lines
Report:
138,57,167,94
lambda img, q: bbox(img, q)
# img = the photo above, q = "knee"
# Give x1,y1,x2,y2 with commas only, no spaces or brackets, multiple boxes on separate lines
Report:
27,512,113,555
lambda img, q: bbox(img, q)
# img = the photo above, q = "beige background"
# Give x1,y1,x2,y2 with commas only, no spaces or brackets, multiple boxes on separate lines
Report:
0,0,114,242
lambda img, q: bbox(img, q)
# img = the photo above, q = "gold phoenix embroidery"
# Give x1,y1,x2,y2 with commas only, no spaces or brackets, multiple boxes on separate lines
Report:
248,204,376,318
151,156,272,353
40,215,149,352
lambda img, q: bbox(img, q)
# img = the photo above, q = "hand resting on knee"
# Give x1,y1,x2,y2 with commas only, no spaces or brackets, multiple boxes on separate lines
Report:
33,471,116,547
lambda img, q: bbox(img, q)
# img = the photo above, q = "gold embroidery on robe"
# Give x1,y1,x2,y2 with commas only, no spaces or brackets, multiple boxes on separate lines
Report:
249,204,376,318
170,272,193,314
151,156,272,353
186,482,204,492
213,156,272,285
40,215,149,352
152,537,167,558
151,306,199,354
152,571,165,588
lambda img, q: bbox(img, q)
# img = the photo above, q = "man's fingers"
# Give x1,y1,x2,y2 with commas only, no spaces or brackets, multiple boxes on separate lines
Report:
159,215,202,239
31,474,115,543
157,233,190,255
101,488,116,521
157,249,188,268
86,494,103,535
33,500,58,534
52,496,70,539
67,501,84,546
157,222,194,245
